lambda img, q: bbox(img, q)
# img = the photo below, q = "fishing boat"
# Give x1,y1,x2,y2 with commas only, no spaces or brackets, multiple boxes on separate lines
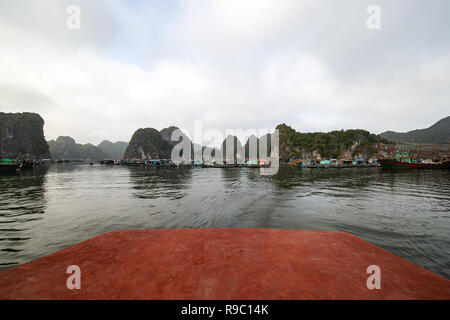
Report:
20,160,34,169
20,159,38,169
379,158,450,169
0,158,20,173
18,154,38,169
379,151,450,169
377,141,450,170
100,159,115,165
214,162,238,168
123,159,142,166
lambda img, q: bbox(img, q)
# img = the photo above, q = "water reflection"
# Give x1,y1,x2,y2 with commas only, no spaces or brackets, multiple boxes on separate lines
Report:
0,165,448,279
0,167,48,270
128,166,192,200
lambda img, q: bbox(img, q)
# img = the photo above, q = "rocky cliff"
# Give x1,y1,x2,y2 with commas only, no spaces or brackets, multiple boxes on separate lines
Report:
160,126,184,146
124,124,389,161
0,112,50,159
124,126,198,160
124,128,174,159
277,124,387,161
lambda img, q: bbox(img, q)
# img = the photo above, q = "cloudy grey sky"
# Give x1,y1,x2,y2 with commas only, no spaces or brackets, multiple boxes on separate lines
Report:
0,0,449,145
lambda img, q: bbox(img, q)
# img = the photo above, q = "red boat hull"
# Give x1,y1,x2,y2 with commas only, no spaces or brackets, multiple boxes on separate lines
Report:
379,159,450,169
1,229,449,299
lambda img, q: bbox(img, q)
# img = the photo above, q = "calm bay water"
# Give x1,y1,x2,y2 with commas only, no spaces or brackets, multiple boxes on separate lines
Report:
0,164,449,279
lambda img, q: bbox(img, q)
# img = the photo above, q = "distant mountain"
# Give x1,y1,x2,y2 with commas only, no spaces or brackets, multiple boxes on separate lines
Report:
48,136,106,161
0,112,50,159
97,140,128,159
380,116,450,144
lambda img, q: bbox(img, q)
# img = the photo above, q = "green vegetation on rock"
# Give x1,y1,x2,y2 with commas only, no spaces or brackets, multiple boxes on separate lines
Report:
277,124,388,160
124,128,174,159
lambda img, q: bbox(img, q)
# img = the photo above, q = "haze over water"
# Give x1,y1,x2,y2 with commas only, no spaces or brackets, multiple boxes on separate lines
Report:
0,164,449,279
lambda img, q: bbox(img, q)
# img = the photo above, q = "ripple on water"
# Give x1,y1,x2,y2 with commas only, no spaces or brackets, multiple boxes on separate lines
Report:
0,165,449,279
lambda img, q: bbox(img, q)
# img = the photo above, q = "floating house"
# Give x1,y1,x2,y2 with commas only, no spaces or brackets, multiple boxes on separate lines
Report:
353,158,366,165
0,158,19,173
392,152,413,163
289,159,302,167
340,159,353,166
259,158,270,167
246,159,259,168
193,160,204,166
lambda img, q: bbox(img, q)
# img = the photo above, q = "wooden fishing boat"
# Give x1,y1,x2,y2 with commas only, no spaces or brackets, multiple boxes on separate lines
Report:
123,160,142,166
20,160,36,169
214,163,238,168
0,158,20,173
379,158,450,169
100,159,115,165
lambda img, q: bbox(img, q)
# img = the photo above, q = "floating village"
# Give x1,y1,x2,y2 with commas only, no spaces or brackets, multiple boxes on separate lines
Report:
1,142,450,173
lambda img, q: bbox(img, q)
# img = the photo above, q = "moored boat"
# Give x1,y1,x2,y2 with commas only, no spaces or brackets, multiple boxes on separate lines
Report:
379,158,450,169
100,159,115,165
246,159,260,168
20,160,37,169
193,160,204,167
123,159,142,166
0,158,20,173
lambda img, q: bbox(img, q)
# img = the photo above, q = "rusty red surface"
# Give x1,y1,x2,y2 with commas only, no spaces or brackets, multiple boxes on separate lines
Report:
0,229,449,300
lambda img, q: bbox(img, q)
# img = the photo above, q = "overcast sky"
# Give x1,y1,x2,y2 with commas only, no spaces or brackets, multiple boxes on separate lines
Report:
0,0,449,145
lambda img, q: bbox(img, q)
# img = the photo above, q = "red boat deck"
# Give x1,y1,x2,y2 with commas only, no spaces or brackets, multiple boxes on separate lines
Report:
0,229,449,300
